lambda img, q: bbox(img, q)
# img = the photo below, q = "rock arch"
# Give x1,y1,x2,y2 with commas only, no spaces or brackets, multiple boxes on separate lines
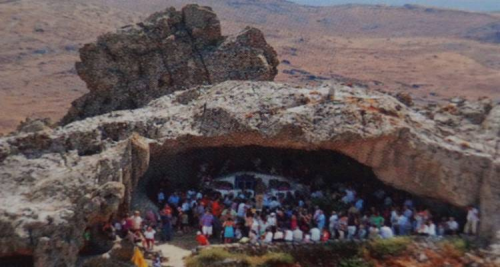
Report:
1,81,499,266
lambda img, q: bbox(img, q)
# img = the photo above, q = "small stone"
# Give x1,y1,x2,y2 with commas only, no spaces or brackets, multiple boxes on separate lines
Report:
417,253,428,262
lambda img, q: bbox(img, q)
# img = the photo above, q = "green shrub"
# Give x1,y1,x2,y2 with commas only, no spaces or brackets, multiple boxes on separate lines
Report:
185,248,234,267
339,257,372,267
185,249,294,267
366,237,411,259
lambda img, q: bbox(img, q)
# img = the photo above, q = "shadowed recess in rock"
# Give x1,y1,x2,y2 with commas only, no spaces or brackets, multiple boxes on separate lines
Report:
0,255,34,267
135,145,465,225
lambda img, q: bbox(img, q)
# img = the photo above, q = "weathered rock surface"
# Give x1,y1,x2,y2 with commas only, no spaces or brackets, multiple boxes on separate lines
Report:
15,117,53,134
1,80,499,265
61,4,279,124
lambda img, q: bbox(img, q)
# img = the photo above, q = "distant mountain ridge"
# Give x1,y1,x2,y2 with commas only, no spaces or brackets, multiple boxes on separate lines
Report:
290,0,500,12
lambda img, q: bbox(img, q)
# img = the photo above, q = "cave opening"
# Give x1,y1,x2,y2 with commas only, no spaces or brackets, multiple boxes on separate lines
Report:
140,145,465,224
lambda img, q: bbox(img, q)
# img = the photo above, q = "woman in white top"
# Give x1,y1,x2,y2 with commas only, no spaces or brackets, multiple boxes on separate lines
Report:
304,234,311,243
267,213,277,227
426,220,437,236
249,230,259,244
251,218,260,234
293,228,304,242
284,229,294,242
273,229,284,242
264,229,274,243
143,226,156,250
310,227,321,242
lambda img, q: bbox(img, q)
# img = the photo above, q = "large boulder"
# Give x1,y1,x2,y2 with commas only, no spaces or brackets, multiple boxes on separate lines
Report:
61,4,279,124
1,81,499,265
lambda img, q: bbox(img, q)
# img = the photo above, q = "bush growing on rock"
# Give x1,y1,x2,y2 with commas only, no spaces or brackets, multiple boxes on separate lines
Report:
185,248,295,267
366,237,412,259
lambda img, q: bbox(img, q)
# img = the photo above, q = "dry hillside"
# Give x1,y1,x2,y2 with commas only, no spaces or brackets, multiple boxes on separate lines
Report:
1,0,500,134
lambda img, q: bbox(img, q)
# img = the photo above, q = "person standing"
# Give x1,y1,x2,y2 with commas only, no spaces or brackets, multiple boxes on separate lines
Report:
211,199,223,218
329,211,338,238
397,213,409,236
237,201,248,219
464,207,479,235
168,192,180,208
337,213,348,240
316,210,326,231
131,211,143,233
223,217,235,243
143,226,156,251
290,213,298,230
200,210,215,238
160,209,172,242
347,215,357,240
157,190,165,206
255,179,267,211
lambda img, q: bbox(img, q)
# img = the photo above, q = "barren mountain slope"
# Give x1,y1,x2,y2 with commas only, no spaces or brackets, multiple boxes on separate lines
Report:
0,0,139,132
1,0,500,134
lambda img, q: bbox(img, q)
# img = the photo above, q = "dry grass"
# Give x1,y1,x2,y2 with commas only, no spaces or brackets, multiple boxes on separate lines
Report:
184,247,295,267
438,238,469,258
366,237,412,259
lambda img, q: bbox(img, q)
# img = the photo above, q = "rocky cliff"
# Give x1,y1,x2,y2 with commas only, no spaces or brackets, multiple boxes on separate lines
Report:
1,80,499,266
61,4,279,124
1,3,500,267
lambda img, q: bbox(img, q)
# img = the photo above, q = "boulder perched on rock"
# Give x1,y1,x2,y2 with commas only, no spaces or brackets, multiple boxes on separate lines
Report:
15,117,53,133
1,80,499,266
61,4,279,124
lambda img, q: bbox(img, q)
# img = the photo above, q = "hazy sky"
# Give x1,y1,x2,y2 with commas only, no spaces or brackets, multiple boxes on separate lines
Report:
290,0,500,12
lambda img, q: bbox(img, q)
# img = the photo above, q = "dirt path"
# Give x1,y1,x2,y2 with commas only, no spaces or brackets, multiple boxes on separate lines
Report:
156,243,192,267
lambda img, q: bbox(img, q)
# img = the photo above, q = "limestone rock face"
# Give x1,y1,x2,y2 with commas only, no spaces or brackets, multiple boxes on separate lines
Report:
1,81,499,265
61,4,279,124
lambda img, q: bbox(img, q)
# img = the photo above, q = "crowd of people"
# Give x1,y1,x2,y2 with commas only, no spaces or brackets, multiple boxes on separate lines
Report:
104,182,479,251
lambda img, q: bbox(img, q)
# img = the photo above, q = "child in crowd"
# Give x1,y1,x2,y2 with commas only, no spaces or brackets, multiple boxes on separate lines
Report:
143,226,156,251
223,217,235,243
